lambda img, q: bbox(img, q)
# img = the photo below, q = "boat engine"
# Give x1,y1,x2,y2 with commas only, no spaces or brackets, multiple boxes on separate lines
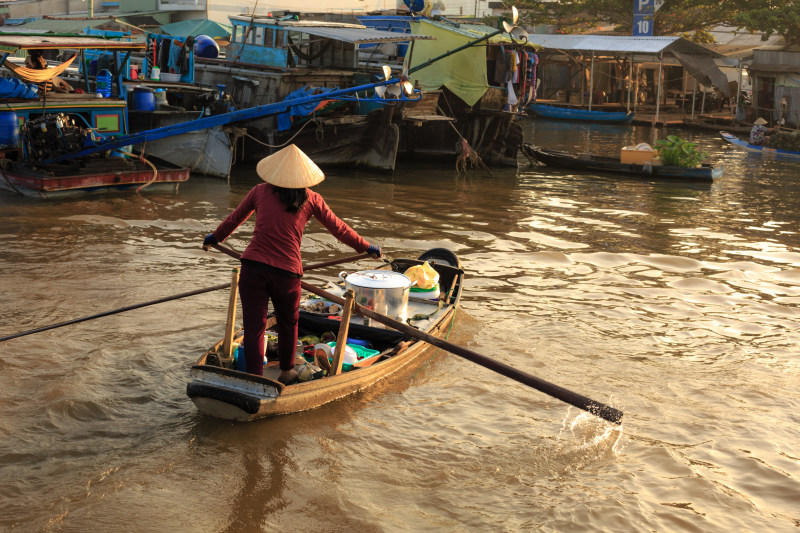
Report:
21,113,99,164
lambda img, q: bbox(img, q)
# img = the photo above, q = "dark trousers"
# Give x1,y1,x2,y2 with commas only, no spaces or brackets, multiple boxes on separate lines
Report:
239,263,301,374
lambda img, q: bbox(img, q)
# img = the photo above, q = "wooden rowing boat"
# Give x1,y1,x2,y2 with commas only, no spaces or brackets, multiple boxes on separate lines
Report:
719,131,800,159
522,143,723,182
0,155,190,198
528,103,634,123
186,248,464,421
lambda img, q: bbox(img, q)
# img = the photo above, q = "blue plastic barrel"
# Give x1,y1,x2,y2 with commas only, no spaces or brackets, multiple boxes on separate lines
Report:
0,111,19,149
132,86,155,111
194,35,219,59
96,69,112,98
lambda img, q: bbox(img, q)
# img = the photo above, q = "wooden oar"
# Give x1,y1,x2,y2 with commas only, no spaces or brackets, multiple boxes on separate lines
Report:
1,248,371,343
204,243,369,270
0,283,230,343
210,243,624,424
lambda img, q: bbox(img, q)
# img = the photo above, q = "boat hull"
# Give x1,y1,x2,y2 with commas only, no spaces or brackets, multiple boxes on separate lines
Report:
528,103,634,123
128,110,237,179
186,255,463,421
522,144,722,181
193,62,400,171
0,159,190,198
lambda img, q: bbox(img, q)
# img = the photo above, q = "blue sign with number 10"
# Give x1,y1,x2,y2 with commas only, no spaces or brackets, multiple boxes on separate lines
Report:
633,13,653,36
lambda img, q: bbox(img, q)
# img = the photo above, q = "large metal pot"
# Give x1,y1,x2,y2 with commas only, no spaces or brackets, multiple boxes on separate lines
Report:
339,270,414,327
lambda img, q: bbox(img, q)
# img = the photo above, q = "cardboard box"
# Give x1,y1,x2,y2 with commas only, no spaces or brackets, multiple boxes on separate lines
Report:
620,147,654,164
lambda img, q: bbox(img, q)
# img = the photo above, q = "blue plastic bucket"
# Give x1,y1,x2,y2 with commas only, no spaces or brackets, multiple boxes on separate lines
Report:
0,111,19,149
132,86,155,111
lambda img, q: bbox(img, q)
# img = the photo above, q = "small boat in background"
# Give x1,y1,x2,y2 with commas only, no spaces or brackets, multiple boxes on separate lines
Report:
522,144,722,182
528,103,634,123
719,131,800,159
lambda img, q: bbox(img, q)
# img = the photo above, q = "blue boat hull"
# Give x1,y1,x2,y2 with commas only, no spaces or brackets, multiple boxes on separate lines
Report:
528,103,634,123
719,131,800,159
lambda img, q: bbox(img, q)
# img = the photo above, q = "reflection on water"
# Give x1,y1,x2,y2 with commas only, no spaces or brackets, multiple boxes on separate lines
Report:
1,121,799,531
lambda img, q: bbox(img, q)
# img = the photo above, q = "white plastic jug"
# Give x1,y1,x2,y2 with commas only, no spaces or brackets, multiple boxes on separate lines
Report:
150,66,160,81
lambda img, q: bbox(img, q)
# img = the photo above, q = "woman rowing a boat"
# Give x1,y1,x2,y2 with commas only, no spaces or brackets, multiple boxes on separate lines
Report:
749,117,775,146
202,144,381,385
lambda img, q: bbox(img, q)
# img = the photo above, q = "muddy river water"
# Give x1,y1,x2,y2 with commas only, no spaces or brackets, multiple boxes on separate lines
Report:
1,120,798,531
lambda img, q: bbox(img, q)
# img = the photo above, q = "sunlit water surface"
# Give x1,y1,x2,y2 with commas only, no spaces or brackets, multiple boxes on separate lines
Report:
1,121,798,532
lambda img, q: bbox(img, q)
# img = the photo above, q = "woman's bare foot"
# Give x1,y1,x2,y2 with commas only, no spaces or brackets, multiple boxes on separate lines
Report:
277,368,299,385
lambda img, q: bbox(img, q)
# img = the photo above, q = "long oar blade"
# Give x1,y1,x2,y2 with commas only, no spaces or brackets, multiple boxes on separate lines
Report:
301,282,623,425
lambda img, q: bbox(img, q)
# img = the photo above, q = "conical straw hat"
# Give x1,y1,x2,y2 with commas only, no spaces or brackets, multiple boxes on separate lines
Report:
754,117,768,125
256,144,325,188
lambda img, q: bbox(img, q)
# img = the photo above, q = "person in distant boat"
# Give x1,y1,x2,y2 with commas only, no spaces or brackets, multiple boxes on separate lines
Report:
749,117,774,146
24,49,73,93
202,144,381,385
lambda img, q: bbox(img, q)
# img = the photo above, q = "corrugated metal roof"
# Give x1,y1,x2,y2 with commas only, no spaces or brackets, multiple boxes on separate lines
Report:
2,17,141,35
0,34,145,52
282,25,433,44
527,33,723,58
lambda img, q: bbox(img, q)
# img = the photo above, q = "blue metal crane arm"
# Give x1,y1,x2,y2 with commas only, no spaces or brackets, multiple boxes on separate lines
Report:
44,77,410,164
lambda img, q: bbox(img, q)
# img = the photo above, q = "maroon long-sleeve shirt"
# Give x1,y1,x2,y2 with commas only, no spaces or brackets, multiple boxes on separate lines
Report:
212,184,369,275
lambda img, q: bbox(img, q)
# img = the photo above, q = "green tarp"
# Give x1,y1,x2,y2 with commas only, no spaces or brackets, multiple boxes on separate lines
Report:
159,19,231,39
407,19,537,107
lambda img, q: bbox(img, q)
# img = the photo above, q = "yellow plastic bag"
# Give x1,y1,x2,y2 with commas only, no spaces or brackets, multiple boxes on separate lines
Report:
404,261,439,290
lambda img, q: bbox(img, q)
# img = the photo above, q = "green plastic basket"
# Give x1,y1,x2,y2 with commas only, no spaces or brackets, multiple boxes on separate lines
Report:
327,342,380,371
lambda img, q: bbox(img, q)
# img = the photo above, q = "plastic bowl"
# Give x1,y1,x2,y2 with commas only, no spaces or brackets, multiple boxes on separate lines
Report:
160,72,181,82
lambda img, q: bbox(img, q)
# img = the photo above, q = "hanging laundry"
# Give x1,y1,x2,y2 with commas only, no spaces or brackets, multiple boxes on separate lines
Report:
519,50,528,103
158,38,172,71
168,40,183,72
505,49,517,82
528,52,539,102
507,80,518,106
511,51,520,84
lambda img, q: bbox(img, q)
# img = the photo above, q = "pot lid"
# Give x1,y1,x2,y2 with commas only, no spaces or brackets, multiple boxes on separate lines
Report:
345,270,411,289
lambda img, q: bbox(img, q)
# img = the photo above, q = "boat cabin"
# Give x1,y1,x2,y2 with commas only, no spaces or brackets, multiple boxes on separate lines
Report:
226,15,432,71
0,34,145,142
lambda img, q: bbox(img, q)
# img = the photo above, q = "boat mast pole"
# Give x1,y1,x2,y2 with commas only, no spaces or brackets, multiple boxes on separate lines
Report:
736,58,743,121
627,55,633,113
654,51,663,126
589,51,594,111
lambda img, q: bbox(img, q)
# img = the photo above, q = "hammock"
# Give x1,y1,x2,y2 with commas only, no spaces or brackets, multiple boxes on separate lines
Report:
3,54,78,83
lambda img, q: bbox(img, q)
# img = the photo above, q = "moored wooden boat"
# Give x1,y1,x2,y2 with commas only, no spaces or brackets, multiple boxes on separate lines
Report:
719,130,800,159
522,143,722,181
0,154,191,198
528,103,634,123
187,248,464,421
